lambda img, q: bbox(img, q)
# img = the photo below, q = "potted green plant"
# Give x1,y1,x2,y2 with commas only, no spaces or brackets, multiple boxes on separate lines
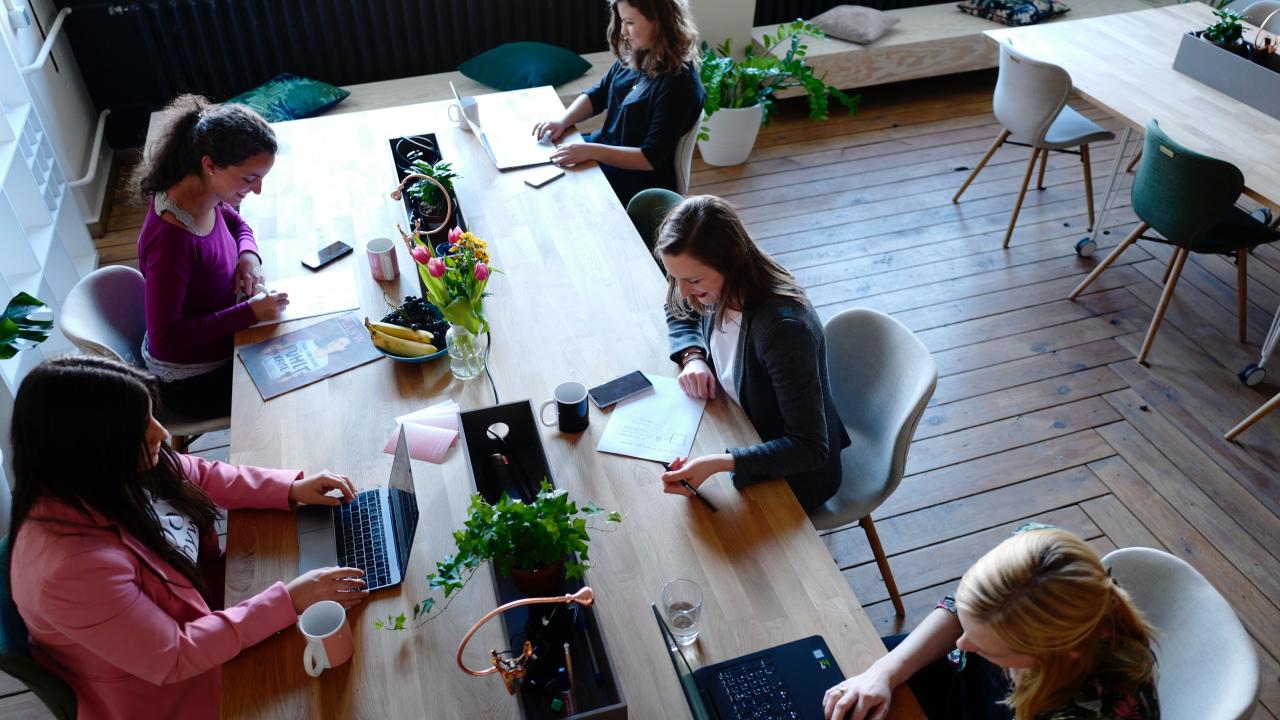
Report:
698,20,860,167
375,482,621,631
405,159,460,239
1,292,52,360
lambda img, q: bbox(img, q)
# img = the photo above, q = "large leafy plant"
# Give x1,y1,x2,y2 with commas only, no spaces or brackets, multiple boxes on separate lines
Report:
376,482,621,631
1203,7,1245,46
699,20,859,140
0,293,52,360
405,159,459,213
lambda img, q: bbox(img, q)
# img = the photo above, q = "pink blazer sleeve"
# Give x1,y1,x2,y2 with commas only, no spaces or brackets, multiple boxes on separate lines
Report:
36,546,297,686
178,454,300,510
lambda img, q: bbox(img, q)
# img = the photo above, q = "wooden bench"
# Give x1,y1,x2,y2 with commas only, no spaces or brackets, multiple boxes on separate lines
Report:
753,0,1176,98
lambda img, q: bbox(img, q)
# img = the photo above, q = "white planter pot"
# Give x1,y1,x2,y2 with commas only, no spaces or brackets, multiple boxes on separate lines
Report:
697,104,763,167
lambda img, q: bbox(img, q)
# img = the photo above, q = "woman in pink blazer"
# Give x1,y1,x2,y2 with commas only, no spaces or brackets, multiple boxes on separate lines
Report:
7,356,369,719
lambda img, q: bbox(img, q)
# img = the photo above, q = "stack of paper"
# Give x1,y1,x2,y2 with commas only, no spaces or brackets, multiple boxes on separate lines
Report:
383,399,460,463
597,375,706,463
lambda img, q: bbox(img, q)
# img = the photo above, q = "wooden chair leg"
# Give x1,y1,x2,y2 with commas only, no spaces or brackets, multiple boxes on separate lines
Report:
953,128,1010,203
1225,391,1280,440
1138,247,1189,364
1003,150,1040,249
1035,148,1049,190
1238,249,1248,343
1160,249,1178,285
1126,147,1143,174
861,515,904,617
1081,144,1096,230
1069,222,1148,299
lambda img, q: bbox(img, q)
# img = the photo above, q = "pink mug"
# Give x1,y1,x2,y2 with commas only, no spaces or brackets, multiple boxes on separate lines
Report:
298,600,353,677
366,237,398,282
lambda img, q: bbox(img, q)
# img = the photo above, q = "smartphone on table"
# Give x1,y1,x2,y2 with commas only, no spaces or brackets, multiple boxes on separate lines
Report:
300,241,353,271
588,370,654,408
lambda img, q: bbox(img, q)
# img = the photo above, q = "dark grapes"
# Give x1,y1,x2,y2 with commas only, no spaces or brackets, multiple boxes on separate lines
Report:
381,296,449,348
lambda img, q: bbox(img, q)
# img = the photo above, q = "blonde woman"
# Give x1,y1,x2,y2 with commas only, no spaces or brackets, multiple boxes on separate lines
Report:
824,528,1158,720
533,0,704,205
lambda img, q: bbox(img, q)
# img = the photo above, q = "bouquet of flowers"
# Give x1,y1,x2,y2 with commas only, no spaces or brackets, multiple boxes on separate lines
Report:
404,226,494,335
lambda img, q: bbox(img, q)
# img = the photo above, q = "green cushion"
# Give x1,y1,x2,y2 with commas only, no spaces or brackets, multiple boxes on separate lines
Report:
226,73,350,123
459,42,590,92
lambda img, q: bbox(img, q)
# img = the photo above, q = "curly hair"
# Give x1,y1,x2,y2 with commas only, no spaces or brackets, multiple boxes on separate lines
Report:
607,0,699,77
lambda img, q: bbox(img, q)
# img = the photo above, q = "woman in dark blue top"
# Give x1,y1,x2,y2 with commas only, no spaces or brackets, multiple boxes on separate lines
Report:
533,0,705,206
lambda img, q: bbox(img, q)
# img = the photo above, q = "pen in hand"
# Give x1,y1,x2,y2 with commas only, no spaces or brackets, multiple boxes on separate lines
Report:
661,462,719,513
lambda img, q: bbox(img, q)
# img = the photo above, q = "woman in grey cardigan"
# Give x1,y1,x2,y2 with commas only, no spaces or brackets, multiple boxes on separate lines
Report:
657,195,850,513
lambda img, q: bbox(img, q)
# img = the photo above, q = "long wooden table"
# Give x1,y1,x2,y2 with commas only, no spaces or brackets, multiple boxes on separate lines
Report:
224,87,922,719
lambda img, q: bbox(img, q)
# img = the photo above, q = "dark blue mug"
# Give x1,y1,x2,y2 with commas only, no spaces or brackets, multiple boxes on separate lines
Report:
539,382,589,434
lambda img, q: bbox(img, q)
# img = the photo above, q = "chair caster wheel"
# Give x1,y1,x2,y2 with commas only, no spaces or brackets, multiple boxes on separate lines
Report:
1238,363,1266,387
1075,238,1097,257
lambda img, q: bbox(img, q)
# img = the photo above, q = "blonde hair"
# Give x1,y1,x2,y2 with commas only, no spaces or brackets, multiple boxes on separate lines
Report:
956,529,1156,720
655,195,807,331
607,0,699,77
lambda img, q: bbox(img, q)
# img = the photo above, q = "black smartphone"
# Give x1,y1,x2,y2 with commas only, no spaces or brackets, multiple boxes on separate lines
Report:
300,241,353,271
588,370,654,408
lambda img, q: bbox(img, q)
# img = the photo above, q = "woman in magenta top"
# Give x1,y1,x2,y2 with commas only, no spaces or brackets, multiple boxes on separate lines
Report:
7,356,367,720
135,95,289,419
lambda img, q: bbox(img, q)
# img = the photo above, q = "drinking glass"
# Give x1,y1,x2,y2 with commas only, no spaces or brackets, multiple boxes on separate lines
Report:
661,578,703,646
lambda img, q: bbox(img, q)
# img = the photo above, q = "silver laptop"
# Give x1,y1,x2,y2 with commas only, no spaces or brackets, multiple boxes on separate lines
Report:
450,81,555,170
296,426,420,591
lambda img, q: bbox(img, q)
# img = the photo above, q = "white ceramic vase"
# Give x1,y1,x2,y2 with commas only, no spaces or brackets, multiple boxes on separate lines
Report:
697,104,764,167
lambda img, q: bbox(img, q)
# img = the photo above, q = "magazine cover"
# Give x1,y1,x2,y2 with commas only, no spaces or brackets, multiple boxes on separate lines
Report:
239,312,380,400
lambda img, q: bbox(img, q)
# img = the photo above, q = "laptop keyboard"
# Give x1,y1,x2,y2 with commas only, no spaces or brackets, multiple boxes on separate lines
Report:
335,493,391,588
719,658,798,720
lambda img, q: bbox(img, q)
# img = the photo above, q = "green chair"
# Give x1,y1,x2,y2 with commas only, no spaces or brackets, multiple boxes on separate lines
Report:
0,537,78,720
1069,120,1280,363
625,188,683,257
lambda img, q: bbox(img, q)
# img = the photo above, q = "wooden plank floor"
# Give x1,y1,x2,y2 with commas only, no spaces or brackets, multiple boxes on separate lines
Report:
7,70,1273,719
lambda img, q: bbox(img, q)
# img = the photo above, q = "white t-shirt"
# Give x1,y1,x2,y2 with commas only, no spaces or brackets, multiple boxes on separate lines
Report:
708,309,744,404
150,495,200,564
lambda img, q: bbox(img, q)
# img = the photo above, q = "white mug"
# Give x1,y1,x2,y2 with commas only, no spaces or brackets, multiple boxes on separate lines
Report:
298,600,354,677
366,237,398,282
447,103,469,130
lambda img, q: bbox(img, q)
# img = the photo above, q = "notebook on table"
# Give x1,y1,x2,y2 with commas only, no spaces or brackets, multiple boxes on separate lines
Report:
296,426,421,591
652,604,845,720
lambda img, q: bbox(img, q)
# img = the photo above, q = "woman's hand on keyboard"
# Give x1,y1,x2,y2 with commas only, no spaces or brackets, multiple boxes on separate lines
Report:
823,665,893,720
287,567,369,612
289,471,357,507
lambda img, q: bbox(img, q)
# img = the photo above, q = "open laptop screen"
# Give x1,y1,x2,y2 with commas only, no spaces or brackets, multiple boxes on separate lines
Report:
652,604,714,720
387,426,420,576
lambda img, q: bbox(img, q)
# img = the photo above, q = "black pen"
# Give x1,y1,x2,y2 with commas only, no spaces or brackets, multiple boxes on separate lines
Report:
661,462,719,513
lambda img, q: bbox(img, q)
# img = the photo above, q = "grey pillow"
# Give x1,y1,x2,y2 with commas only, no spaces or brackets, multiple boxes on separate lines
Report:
810,5,901,45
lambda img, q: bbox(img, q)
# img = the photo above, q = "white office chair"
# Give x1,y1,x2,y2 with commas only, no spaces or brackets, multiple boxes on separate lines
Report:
674,119,700,196
953,42,1115,248
1243,1,1280,31
1103,547,1260,720
810,308,937,616
60,266,230,451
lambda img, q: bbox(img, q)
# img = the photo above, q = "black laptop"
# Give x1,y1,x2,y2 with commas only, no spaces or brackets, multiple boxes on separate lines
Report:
296,426,420,591
652,604,844,720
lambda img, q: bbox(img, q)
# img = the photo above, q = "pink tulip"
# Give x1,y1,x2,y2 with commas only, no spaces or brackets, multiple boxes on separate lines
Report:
427,258,446,277
410,244,431,265
474,262,490,281
448,227,463,245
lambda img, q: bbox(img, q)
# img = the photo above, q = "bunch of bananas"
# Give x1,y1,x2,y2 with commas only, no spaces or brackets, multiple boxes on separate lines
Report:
364,317,438,357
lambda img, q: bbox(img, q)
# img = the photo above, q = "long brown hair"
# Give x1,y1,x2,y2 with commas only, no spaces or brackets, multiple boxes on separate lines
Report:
956,529,1157,720
8,356,221,591
607,0,699,77
131,93,276,201
655,195,807,330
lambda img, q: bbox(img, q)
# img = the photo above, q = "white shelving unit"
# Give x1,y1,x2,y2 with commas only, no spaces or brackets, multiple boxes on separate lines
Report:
0,15,97,529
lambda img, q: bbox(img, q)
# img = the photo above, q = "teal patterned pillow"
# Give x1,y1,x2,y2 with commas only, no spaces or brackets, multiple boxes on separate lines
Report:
956,0,1070,26
226,74,350,123
459,42,590,92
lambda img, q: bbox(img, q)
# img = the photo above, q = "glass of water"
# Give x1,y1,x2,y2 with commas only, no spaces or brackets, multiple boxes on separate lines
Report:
661,578,704,646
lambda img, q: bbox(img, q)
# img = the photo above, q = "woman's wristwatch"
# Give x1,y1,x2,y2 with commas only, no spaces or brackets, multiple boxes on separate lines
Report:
679,348,707,368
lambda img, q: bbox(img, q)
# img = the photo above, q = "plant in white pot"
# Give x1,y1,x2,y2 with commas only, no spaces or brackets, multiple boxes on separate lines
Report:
698,20,860,167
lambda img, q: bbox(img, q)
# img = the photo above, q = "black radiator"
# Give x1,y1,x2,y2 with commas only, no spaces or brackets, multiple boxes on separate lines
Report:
755,0,947,25
55,0,612,146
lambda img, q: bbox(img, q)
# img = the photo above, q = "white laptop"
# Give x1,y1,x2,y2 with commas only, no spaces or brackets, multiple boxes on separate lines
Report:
450,82,555,171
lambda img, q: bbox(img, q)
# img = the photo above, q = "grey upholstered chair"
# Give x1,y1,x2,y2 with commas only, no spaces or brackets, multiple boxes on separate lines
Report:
953,42,1115,248
60,265,229,451
674,120,700,196
811,308,937,616
1103,547,1260,720
1243,1,1280,31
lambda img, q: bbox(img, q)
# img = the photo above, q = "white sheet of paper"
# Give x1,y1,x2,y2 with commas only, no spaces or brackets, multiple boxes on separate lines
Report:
396,399,460,434
250,271,359,328
596,374,706,463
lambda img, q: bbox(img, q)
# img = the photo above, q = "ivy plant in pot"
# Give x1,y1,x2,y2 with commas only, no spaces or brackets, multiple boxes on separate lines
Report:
698,20,860,167
375,482,621,631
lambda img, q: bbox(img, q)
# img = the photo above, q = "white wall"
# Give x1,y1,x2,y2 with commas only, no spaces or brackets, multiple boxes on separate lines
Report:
689,0,756,57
